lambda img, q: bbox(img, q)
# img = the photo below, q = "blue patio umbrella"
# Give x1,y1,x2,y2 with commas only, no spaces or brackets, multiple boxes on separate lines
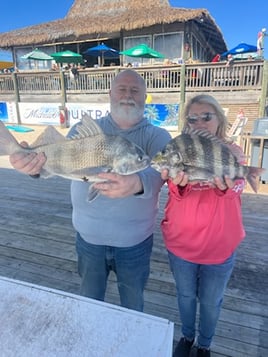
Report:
221,43,258,58
84,43,119,66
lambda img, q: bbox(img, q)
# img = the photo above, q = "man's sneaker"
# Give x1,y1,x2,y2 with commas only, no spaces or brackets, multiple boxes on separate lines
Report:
196,347,211,357
173,337,194,357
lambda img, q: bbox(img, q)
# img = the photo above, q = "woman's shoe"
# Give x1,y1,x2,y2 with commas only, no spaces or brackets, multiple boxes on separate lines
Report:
196,347,211,357
173,337,194,357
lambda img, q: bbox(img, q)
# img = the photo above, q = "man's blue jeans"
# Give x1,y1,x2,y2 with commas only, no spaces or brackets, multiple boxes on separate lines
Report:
168,251,236,349
76,232,153,312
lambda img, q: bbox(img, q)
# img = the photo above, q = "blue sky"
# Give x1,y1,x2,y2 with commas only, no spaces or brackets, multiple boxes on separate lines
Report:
0,0,267,60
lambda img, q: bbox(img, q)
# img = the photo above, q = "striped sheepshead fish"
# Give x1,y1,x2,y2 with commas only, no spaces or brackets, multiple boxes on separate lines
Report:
151,128,264,192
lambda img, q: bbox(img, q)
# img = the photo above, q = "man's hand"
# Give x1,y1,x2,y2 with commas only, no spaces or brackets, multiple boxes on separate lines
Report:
93,172,143,198
9,143,47,175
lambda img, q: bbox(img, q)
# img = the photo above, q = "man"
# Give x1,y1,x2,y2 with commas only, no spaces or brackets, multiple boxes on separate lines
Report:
9,69,171,312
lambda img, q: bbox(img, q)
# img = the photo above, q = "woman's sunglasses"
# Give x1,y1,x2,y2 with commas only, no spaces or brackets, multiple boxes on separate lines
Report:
186,112,216,124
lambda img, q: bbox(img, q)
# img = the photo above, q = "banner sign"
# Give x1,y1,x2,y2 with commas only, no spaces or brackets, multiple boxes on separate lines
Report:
1,102,179,130
0,102,17,123
17,103,110,126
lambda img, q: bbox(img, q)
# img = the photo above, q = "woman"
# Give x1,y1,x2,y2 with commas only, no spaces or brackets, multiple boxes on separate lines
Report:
161,95,246,357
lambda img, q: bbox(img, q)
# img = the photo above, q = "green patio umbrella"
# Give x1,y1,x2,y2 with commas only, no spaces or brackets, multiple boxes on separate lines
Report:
50,50,83,64
120,44,165,59
21,48,53,61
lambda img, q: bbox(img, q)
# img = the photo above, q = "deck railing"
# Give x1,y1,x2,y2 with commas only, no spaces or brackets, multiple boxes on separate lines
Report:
0,60,264,97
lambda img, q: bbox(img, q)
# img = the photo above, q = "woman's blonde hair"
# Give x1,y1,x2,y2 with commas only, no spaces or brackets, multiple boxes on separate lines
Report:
182,94,228,139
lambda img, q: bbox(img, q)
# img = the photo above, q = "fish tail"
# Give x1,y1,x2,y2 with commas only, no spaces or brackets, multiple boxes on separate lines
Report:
0,121,21,155
246,166,265,193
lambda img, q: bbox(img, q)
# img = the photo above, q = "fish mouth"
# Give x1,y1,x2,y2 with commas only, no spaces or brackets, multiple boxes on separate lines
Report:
150,162,163,172
150,157,163,167
116,156,150,175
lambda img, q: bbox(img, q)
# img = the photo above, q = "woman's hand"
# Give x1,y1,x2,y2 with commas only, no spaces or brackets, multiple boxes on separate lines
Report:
161,169,189,186
213,175,235,191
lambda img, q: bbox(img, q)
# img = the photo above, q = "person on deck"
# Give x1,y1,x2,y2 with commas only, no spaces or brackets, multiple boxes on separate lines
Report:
9,69,171,312
160,94,247,357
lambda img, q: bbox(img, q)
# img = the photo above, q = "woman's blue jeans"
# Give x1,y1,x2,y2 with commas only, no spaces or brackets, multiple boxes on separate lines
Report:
168,251,236,349
76,232,153,312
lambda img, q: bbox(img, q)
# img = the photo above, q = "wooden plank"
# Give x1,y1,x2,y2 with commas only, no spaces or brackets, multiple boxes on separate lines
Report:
0,167,267,356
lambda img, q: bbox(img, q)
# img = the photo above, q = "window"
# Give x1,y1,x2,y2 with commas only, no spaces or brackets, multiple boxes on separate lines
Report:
154,32,183,63
123,36,151,66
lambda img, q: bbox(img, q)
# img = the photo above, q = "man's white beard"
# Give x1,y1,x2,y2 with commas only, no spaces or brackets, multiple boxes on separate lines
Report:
112,102,144,123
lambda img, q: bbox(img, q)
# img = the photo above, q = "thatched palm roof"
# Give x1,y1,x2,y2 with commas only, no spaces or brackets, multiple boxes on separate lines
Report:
0,0,227,54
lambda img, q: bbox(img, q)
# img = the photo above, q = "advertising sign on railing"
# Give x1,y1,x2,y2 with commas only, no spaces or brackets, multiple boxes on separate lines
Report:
144,104,179,130
0,102,17,123
0,101,179,130
17,103,110,126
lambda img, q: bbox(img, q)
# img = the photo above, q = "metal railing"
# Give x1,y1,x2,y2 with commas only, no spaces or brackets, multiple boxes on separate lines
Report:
0,60,264,97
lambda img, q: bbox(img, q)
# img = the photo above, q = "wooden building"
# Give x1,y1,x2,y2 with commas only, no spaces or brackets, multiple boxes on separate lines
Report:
0,0,227,70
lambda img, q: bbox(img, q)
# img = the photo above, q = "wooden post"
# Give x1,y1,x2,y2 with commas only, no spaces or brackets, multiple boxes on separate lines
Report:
59,70,67,106
11,72,21,125
259,60,268,117
59,71,69,127
178,64,186,133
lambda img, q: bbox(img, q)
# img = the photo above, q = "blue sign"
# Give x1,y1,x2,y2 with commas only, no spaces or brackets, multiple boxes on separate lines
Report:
144,104,179,128
0,102,8,121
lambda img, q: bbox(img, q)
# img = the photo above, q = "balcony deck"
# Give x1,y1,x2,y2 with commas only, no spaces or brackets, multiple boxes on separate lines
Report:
0,60,264,99
0,157,267,357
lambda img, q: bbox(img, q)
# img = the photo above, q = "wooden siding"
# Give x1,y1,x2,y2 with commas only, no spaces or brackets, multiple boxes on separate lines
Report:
0,161,267,356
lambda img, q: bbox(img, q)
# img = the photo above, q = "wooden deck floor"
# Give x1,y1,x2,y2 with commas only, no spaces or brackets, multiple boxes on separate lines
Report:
0,166,267,357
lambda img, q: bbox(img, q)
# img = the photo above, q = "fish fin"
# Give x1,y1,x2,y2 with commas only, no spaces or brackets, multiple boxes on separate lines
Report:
69,113,104,140
31,126,66,148
70,166,113,180
0,120,22,155
183,128,227,146
87,184,100,202
183,128,246,163
246,166,265,193
39,168,54,179
182,127,212,137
